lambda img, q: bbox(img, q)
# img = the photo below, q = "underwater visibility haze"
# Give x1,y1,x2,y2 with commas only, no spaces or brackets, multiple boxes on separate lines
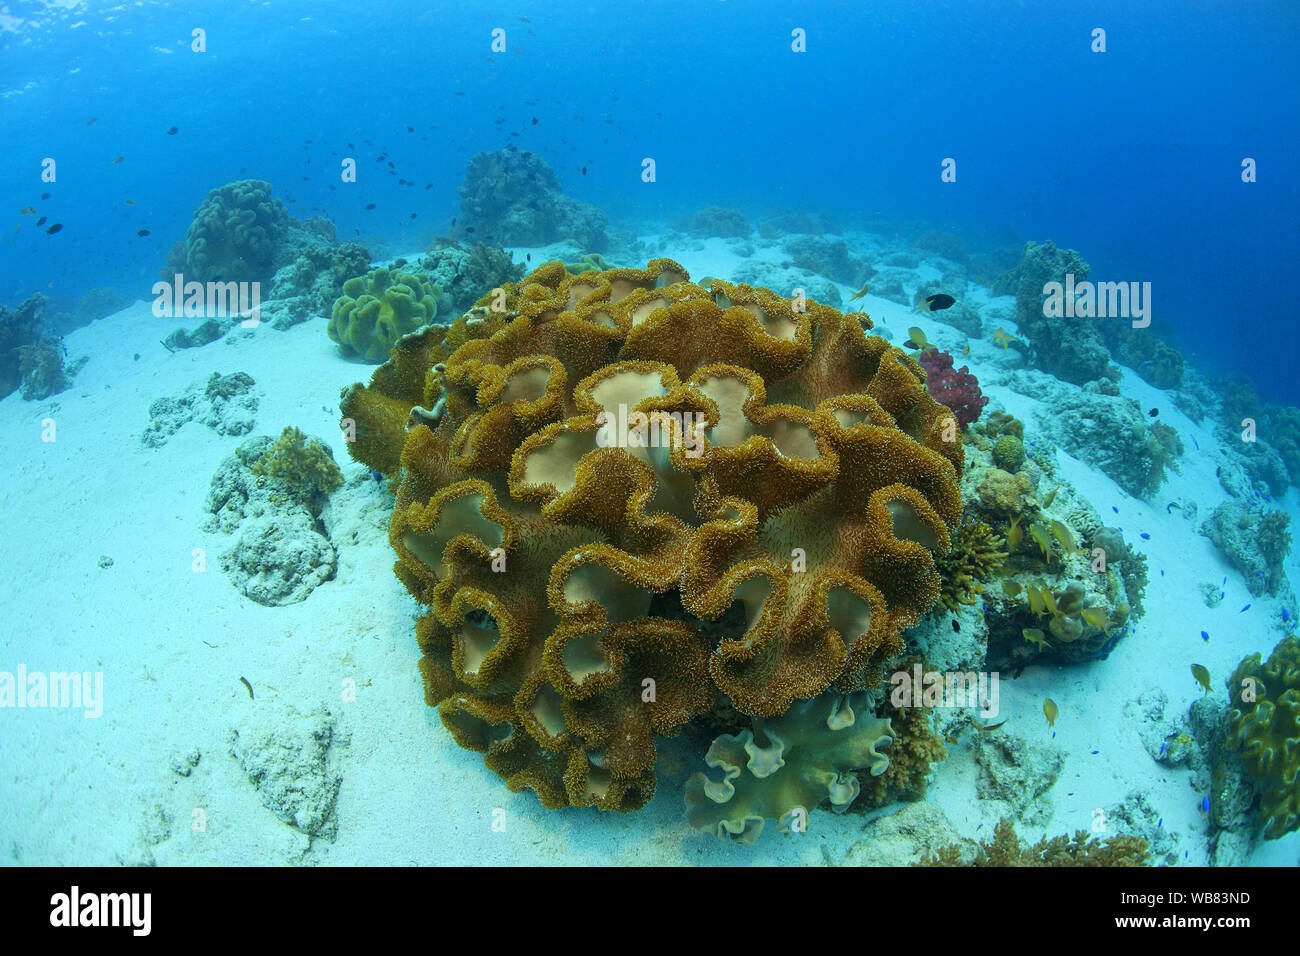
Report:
0,0,1297,872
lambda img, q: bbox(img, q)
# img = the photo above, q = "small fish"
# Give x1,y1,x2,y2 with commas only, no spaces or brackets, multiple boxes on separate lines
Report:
531,117,538,125
1199,795,1210,815
1166,502,1176,514
124,199,135,206
961,344,970,357
904,326,935,351
407,126,414,132
1139,532,1150,540
1002,579,1022,598
1043,697,1059,728
136,229,150,237
526,253,531,261
1200,630,1209,641
1283,608,1291,623
1026,585,1046,618
46,223,62,234
166,126,178,135
849,281,871,301
1192,663,1213,696
87,117,96,125
36,216,46,226
979,717,1009,732
1041,587,1061,618
1042,485,1060,508
923,293,955,312
1029,522,1053,561
1080,607,1115,635
410,213,417,219
111,156,124,165
1192,436,1200,450
1049,520,1076,555
1240,603,1251,612
581,166,587,175
1007,515,1023,551
364,203,375,210
992,327,1019,349
1022,627,1050,650
40,192,50,199
1158,741,1167,757
1112,505,1119,513
950,619,961,633
18,206,34,215
1148,407,1159,417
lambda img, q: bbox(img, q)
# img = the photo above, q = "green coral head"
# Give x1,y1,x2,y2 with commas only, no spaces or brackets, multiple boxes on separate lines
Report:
1226,634,1300,839
684,690,893,844
329,266,441,363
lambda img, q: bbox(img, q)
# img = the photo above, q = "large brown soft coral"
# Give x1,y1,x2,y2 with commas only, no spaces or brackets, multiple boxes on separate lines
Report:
342,259,963,811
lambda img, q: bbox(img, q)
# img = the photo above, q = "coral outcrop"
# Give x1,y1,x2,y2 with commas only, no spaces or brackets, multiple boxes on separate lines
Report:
177,179,292,285
141,371,259,447
920,817,1150,867
452,147,607,250
1225,635,1300,839
340,258,964,811
419,242,526,318
919,348,988,428
328,267,441,363
684,690,893,843
1200,501,1292,597
0,293,50,399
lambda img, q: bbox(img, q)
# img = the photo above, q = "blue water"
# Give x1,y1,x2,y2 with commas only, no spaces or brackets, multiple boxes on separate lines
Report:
2,0,1296,398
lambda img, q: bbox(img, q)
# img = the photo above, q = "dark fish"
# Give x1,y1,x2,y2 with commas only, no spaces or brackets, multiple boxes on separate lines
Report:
18,207,34,215
406,126,413,132
1284,608,1291,623
1148,407,1158,417
532,117,538,125
137,229,150,237
409,213,417,219
1240,603,1251,612
526,253,531,261
466,226,475,233
124,199,135,206
1201,630,1210,641
111,156,124,165
424,183,433,189
1139,532,1150,540
36,216,46,226
87,118,96,125
451,218,456,227
46,223,62,234
582,166,587,175
40,192,50,199
951,619,960,632
364,203,375,210
923,293,955,312
166,126,178,135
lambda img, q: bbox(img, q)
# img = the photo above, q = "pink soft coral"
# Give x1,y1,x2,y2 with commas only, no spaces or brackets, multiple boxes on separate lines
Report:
919,348,988,428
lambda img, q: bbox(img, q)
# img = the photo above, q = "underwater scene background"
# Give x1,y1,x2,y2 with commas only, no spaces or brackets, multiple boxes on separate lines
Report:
0,0,1297,867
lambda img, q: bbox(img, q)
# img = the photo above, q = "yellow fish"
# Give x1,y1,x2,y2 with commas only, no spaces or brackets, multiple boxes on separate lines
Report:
1007,515,1023,551
1192,663,1213,696
1050,519,1077,555
1080,606,1115,635
111,156,125,165
993,327,1020,349
1029,522,1053,561
124,199,136,206
1026,584,1046,618
1002,579,1023,598
905,326,934,351
962,344,971,357
849,281,870,301
1041,587,1061,618
1022,627,1050,651
1043,697,1059,728
1042,484,1060,508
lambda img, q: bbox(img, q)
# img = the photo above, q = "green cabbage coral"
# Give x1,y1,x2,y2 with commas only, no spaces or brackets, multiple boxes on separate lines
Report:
1226,634,1300,839
329,267,441,362
992,434,1025,472
684,690,893,844
185,179,290,284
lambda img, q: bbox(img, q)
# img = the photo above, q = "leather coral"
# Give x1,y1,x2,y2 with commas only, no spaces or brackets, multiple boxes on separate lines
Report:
339,259,964,811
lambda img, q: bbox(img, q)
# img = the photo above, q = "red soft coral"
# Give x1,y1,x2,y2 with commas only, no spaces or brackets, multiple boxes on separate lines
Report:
919,348,988,428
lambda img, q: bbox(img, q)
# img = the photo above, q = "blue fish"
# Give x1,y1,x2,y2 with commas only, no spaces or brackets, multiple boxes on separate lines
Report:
1091,750,1099,755
1241,604,1251,612
1112,506,1119,513
1140,532,1151,540
1192,437,1200,450
1158,818,1163,827
1159,741,1167,757
1200,795,1210,814
1283,608,1291,623
1160,570,1165,576
1201,630,1210,641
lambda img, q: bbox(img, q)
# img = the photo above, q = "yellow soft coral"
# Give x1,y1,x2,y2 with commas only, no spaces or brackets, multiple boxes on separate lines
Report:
342,259,963,811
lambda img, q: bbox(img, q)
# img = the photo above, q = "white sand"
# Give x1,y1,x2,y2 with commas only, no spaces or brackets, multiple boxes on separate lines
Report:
1,240,1296,866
